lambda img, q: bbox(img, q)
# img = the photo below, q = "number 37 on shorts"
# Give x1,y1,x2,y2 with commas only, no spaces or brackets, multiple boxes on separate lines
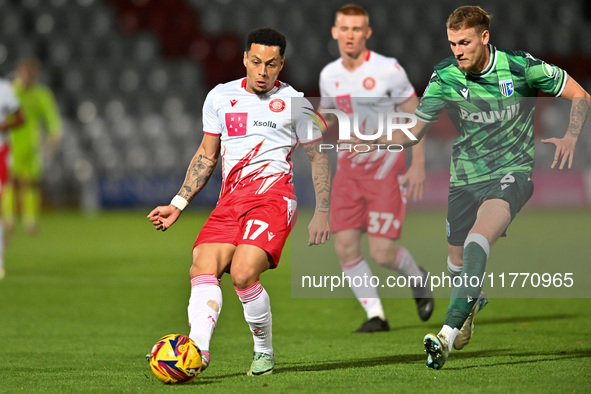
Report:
368,211,403,237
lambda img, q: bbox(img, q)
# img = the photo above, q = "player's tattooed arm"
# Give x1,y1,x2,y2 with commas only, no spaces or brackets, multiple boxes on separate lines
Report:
179,154,216,202
541,78,590,169
177,134,220,204
560,77,591,139
304,140,331,212
304,140,331,245
566,97,590,139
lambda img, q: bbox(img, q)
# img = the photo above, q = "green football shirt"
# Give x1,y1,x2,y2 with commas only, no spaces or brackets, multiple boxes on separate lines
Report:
416,44,567,186
10,80,61,178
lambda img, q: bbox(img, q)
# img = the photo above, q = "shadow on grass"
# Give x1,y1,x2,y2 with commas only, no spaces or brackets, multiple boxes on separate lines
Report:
390,312,581,333
276,348,513,373
475,313,578,326
445,348,591,370
377,313,579,333
188,371,245,385
197,349,510,380
194,346,591,382
193,313,586,382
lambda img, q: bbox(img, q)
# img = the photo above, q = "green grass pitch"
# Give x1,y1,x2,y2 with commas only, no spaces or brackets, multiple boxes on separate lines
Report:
0,208,589,393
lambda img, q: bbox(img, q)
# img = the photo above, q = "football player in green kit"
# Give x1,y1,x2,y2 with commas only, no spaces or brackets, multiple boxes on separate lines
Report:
341,5,589,369
3,59,61,234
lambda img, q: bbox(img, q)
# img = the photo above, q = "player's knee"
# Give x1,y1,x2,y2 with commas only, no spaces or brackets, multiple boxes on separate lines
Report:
370,244,398,267
230,262,260,290
335,244,361,264
231,268,258,290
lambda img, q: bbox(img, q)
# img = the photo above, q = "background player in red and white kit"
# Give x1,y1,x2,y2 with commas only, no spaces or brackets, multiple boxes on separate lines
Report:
148,28,331,376
319,4,433,333
0,78,25,279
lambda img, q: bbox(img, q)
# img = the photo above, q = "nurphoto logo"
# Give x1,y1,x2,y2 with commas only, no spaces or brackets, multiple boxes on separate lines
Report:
305,108,418,153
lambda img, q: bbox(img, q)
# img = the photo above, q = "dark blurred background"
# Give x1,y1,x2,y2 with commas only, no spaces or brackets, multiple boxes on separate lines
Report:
1,0,590,210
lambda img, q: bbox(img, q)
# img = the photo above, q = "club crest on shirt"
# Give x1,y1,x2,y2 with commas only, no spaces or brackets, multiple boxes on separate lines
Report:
363,77,375,90
499,79,514,97
269,98,286,113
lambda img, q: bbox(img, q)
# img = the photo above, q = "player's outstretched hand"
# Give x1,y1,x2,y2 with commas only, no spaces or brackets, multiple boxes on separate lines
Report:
541,134,577,170
400,162,426,201
147,205,181,232
308,210,330,246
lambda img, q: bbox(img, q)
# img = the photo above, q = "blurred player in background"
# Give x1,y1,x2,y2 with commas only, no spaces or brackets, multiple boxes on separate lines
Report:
343,5,590,368
319,4,434,333
2,58,61,234
0,77,25,278
148,28,331,376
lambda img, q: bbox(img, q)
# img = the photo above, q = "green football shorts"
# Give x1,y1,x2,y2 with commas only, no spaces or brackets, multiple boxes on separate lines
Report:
10,151,42,181
446,172,534,246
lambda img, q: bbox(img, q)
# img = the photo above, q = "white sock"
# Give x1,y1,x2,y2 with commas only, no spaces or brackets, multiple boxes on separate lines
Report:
439,325,459,353
187,274,223,352
342,256,385,320
393,247,423,278
447,257,463,278
236,280,273,355
393,247,432,298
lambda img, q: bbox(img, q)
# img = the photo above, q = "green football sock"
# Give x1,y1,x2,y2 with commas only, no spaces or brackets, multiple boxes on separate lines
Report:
23,185,40,229
444,233,490,329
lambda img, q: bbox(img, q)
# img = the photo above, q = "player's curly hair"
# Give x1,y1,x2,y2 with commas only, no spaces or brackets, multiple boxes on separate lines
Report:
446,6,492,33
246,28,287,57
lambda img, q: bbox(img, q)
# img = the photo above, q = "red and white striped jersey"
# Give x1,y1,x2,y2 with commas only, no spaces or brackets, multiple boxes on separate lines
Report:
0,79,20,146
202,78,322,199
319,51,415,179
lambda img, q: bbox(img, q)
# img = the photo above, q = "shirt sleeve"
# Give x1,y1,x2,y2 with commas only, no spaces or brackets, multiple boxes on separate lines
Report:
38,86,62,137
295,97,323,145
415,71,447,123
3,82,20,114
388,60,416,104
318,70,336,109
202,86,223,135
524,54,567,97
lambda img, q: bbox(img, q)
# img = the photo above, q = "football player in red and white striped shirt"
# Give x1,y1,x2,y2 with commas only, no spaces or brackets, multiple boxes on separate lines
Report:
319,4,434,333
148,28,331,376
0,78,25,280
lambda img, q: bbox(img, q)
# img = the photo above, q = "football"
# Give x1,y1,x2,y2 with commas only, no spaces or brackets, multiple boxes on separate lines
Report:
148,334,202,384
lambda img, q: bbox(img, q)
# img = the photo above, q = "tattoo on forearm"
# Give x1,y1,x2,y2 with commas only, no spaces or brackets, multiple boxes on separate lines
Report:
179,154,216,202
567,98,590,138
304,141,331,211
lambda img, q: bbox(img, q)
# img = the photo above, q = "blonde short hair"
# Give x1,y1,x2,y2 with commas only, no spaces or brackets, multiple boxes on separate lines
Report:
446,6,491,33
